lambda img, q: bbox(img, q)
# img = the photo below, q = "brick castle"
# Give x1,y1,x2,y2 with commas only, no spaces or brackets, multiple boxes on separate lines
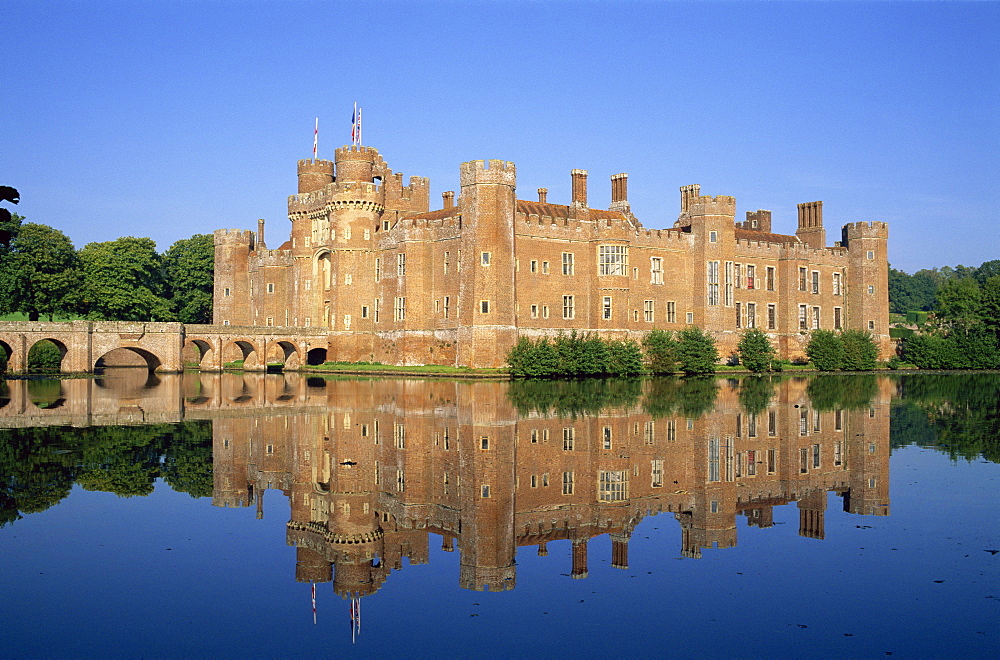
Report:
214,145,889,368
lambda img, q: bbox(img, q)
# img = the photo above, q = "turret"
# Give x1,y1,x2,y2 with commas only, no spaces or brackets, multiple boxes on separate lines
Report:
842,221,891,357
297,158,335,194
212,229,255,326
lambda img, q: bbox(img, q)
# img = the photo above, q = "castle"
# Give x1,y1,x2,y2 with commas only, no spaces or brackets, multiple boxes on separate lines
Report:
214,145,889,368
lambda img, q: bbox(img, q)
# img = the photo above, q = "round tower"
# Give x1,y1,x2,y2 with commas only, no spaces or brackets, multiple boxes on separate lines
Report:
334,145,383,183
297,159,334,194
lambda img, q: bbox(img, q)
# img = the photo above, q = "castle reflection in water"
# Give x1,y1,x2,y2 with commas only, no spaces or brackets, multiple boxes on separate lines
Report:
1,370,890,597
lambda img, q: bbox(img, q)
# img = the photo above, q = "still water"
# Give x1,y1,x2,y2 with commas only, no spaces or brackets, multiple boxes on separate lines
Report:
1,372,998,658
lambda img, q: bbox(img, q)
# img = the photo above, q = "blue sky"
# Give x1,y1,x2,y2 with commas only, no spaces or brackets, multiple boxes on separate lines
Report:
4,1,997,273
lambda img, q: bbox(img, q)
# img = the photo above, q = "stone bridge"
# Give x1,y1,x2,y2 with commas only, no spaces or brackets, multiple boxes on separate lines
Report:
0,321,331,373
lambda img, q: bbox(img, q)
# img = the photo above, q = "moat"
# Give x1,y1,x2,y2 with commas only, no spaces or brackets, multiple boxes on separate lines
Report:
1,372,997,657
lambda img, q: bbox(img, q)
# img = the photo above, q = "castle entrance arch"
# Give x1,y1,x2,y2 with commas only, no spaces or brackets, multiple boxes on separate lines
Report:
307,347,328,366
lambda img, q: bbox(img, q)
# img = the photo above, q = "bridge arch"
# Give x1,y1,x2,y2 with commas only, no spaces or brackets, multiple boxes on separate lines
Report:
27,338,68,374
183,338,215,370
223,340,261,370
265,341,300,371
307,347,328,366
94,347,162,371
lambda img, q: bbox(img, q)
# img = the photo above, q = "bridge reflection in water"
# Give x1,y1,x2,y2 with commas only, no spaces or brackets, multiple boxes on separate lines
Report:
1,372,891,598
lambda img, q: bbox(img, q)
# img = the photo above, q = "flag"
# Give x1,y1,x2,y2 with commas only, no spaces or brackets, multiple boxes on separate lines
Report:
311,583,316,624
313,118,318,159
358,107,362,146
351,102,357,145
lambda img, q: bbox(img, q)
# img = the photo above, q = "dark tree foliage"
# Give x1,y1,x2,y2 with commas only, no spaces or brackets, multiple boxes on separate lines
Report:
675,326,718,375
737,329,776,373
76,237,172,321
26,340,63,374
805,329,844,371
507,331,642,378
641,376,719,419
642,329,677,374
162,234,214,324
840,330,879,371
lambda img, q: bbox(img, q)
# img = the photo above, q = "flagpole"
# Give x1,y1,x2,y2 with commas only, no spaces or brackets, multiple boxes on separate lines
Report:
313,117,318,160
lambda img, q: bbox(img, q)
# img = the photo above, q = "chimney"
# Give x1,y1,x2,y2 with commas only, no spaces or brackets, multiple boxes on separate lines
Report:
680,184,701,215
537,188,548,203
796,201,826,248
571,538,588,579
257,218,266,249
442,191,455,209
571,169,588,207
610,173,629,213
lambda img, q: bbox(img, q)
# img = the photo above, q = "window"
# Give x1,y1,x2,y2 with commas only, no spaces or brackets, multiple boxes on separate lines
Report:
834,441,843,466
686,312,694,324
599,245,628,275
394,297,406,321
562,252,574,275
375,258,381,282
222,320,230,326
598,470,629,502
868,285,875,294
374,298,380,322
394,423,406,449
530,260,538,273
799,267,807,291
444,296,450,318
563,295,575,319
602,296,612,320
747,265,756,289
542,473,549,487
562,427,575,450
267,283,275,294
811,270,820,294
644,421,655,444
364,228,370,240
224,287,231,297
651,257,663,284
542,261,550,274
304,317,310,327
709,230,718,243
812,306,820,329
667,419,676,442
767,448,777,473
834,307,842,329
343,314,351,329
266,317,274,326
747,303,756,328
800,448,809,474
667,301,677,323
707,261,720,305
530,304,539,318
867,250,875,260
480,300,490,314
799,304,808,330
443,251,450,273
651,460,664,487
868,320,875,331
766,266,775,291
562,471,574,495
734,263,742,289
383,220,391,231
542,305,549,318
344,273,352,285
480,436,489,450
481,484,491,498
735,302,742,328
709,438,720,482
530,475,537,488
644,300,654,322
725,261,733,306
397,253,406,276
812,444,821,468
800,409,809,436
767,303,776,330
602,426,612,450
833,272,842,295
304,280,311,291
481,252,491,266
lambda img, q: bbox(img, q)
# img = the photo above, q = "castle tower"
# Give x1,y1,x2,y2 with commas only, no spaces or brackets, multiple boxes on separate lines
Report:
796,201,826,248
455,160,518,369
687,191,738,333
297,158,335,194
842,221,891,357
742,209,772,233
797,489,827,539
212,229,255,326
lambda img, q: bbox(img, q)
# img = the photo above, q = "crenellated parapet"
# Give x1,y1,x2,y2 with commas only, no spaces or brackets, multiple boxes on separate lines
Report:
214,228,256,248
841,221,889,242
686,194,737,218
334,144,389,183
460,159,516,188
297,158,335,194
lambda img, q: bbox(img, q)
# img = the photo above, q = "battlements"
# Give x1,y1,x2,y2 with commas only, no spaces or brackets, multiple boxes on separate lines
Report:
214,228,256,246
460,159,517,187
687,194,737,217
842,221,889,240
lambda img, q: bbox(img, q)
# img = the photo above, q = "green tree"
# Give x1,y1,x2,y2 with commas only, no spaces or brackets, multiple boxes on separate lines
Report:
675,326,718,375
0,223,79,321
76,237,172,321
738,375,775,414
979,276,1000,339
840,329,879,370
162,234,214,324
26,340,64,374
935,277,982,325
642,329,677,374
737,329,775,373
806,329,844,371
605,339,643,377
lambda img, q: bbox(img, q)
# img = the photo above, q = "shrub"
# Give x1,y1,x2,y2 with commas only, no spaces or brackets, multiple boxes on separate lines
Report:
737,329,776,373
840,329,879,371
676,326,718,375
605,339,644,377
642,329,677,374
805,330,843,371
